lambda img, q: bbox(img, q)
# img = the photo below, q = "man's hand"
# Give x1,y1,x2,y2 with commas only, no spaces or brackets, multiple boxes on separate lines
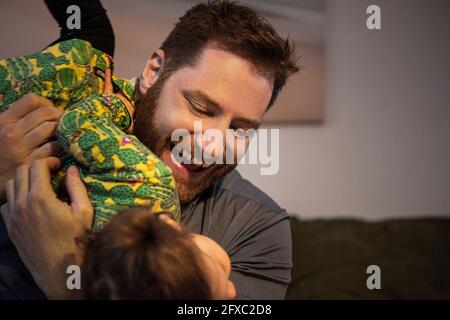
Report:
0,158,93,299
0,93,63,202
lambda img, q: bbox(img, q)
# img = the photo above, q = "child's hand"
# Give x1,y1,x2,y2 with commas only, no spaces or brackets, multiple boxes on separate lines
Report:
103,69,135,133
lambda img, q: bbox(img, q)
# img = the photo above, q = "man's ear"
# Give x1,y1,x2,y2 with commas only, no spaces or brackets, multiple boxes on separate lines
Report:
138,49,165,96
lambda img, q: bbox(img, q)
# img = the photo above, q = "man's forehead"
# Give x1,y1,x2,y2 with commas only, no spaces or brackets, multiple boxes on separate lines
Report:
174,47,274,123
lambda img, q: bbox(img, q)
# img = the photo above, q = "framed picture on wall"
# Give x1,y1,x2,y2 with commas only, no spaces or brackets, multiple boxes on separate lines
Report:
242,0,326,123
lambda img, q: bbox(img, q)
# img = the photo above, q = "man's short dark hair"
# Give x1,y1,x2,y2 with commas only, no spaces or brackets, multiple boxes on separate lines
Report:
160,0,299,109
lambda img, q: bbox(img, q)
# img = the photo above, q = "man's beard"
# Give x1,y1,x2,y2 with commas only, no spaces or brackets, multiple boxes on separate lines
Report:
133,73,236,205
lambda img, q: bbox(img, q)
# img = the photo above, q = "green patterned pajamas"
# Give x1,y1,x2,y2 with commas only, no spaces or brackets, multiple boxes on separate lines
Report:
0,39,180,230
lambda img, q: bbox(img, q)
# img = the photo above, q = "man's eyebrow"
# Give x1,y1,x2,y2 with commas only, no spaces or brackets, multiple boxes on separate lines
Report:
183,89,261,128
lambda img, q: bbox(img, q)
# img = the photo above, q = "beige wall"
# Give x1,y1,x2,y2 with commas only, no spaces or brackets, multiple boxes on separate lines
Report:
239,0,450,220
1,0,449,220
0,0,325,123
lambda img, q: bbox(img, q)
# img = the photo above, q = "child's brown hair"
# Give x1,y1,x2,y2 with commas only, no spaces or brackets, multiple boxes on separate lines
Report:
80,208,212,299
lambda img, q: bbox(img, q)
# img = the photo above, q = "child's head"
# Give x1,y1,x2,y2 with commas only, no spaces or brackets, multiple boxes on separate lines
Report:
81,208,235,299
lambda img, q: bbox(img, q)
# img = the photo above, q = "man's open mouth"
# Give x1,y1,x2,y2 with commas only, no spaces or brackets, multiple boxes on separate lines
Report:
166,142,215,176
181,163,212,172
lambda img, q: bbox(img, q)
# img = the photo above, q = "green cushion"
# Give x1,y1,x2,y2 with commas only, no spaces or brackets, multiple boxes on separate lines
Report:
287,218,450,299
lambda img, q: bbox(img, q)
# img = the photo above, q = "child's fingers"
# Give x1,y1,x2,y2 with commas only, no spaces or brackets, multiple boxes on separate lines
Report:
103,68,113,94
116,92,134,113
115,92,135,133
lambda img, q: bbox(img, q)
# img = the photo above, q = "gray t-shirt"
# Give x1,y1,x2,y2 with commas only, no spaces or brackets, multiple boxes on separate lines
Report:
181,170,292,300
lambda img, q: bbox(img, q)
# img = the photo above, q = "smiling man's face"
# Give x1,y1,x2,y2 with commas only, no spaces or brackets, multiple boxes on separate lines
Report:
134,46,273,204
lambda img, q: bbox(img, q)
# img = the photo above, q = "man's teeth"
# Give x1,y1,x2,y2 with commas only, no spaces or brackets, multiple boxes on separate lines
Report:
192,163,212,169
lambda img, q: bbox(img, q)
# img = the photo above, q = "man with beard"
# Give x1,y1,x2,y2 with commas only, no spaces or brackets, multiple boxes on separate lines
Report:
0,0,298,299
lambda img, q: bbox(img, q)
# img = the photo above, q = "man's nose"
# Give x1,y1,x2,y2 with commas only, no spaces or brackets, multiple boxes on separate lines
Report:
194,119,230,158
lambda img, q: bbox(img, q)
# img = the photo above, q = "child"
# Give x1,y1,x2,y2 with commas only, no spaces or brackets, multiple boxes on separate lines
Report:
0,38,180,230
